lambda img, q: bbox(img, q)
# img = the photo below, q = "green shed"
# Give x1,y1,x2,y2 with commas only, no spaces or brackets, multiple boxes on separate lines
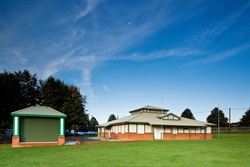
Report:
11,106,66,148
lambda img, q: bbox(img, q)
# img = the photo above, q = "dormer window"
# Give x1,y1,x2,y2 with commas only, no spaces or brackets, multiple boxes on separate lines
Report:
161,113,180,120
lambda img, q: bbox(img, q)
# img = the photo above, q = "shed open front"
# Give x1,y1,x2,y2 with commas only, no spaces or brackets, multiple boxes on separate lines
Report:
20,117,59,142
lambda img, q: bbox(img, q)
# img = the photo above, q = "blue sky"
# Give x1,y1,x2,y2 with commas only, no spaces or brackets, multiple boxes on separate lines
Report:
0,0,249,123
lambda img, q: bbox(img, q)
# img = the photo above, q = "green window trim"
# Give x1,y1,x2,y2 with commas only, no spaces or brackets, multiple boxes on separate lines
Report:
13,116,19,136
60,118,65,136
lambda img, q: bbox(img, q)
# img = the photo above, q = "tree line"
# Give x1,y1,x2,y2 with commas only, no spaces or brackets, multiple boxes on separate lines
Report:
0,70,98,131
181,107,250,127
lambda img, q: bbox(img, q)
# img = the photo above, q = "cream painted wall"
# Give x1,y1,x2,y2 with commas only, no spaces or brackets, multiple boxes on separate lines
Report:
206,127,211,133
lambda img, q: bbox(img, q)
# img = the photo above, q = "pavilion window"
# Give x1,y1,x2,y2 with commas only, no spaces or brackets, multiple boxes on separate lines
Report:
178,128,183,133
196,127,201,133
184,128,189,134
164,127,171,133
190,128,195,133
137,124,144,134
145,125,152,133
124,124,128,133
206,127,211,133
129,124,136,133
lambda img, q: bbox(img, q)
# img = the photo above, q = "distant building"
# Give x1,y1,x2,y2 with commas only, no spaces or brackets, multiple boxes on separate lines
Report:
98,105,214,140
11,106,66,148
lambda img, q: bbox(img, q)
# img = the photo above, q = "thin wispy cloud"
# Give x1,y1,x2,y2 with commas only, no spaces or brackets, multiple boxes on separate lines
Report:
122,48,204,62
36,0,192,97
42,56,68,79
69,1,205,96
189,44,250,65
12,50,28,66
102,84,109,92
128,91,152,95
187,1,250,46
75,0,101,21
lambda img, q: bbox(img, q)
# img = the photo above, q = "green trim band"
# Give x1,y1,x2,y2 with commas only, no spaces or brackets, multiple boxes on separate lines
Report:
13,116,19,136
60,118,65,136
11,113,66,118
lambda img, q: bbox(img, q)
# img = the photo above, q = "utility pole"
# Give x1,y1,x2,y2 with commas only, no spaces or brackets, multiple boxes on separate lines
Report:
229,108,231,133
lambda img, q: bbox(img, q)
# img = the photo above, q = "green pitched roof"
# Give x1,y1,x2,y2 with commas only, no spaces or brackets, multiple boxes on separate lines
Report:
11,106,66,118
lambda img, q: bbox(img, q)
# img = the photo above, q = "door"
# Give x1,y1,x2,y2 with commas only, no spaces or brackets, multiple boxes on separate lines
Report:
154,127,164,140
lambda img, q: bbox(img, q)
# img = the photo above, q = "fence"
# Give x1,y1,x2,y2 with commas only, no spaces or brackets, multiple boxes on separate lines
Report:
212,127,250,133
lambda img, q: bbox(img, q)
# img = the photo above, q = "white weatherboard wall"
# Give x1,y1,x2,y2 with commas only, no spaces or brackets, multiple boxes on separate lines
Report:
115,126,118,134
118,125,121,133
172,128,177,134
137,125,144,134
206,127,211,133
121,125,125,134
124,124,128,133
112,126,115,133
120,125,122,133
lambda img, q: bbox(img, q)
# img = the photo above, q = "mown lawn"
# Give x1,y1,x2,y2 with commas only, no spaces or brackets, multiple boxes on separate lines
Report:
0,133,250,167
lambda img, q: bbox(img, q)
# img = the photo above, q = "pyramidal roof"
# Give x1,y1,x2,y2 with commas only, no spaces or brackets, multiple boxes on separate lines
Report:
129,105,169,114
11,106,66,118
98,105,215,127
99,112,214,127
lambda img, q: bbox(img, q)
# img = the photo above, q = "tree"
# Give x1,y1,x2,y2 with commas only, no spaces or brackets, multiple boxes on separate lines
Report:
61,86,89,131
108,114,117,122
0,70,41,129
207,108,228,127
181,108,195,119
40,76,69,110
89,117,99,131
0,71,23,129
41,78,90,131
240,108,250,126
15,70,40,107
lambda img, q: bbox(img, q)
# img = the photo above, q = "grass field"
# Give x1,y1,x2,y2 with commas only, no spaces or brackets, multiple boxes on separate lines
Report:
0,133,250,167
